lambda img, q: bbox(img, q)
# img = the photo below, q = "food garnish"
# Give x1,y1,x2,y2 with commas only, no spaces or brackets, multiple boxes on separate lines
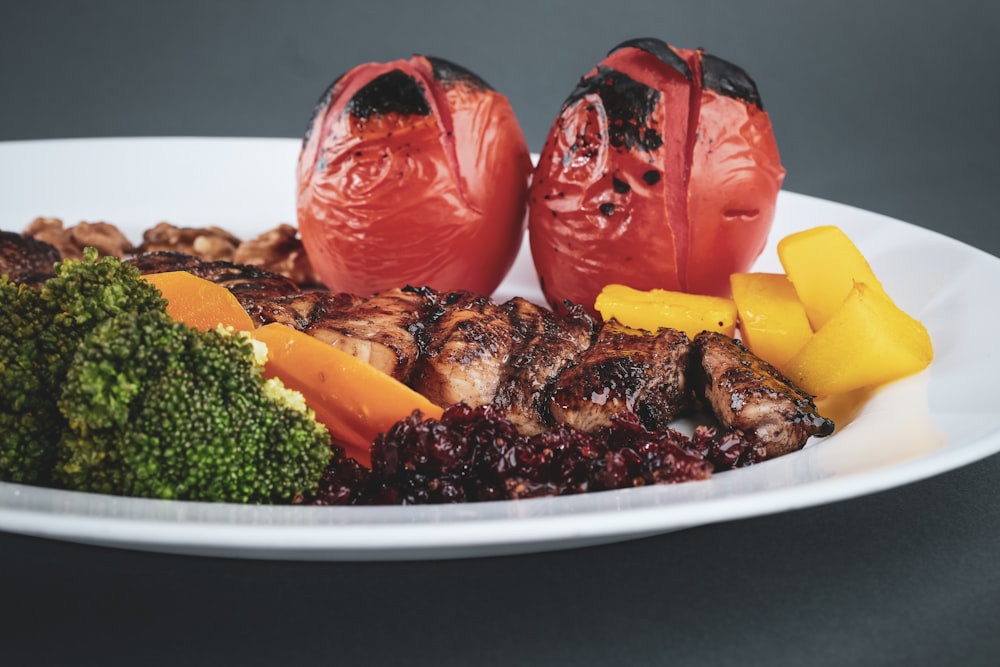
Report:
609,225,934,397
529,37,785,316
297,54,532,296
776,225,933,395
729,272,812,371
594,283,737,338
783,282,933,396
0,250,332,502
777,225,887,329
142,270,256,332
2,40,934,508
250,322,443,467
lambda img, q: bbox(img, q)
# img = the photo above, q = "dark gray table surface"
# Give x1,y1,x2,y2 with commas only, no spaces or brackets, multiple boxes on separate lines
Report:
2,2,999,665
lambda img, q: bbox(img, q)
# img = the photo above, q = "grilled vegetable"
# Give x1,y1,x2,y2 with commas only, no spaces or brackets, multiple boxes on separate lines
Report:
594,283,737,338
783,282,933,396
777,225,887,330
251,322,444,467
297,54,532,297
729,272,813,371
528,37,785,315
143,270,255,332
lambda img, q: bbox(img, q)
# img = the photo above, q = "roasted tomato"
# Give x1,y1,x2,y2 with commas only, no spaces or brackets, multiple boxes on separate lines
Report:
298,55,532,296
528,38,785,315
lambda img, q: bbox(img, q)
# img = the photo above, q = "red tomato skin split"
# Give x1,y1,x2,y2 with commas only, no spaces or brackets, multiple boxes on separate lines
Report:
528,38,785,316
298,55,532,297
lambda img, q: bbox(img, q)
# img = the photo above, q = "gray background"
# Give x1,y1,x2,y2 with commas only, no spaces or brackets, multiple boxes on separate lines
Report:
2,1,999,665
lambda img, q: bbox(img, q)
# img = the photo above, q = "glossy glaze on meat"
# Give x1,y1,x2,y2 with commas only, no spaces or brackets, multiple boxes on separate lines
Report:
126,251,301,309
550,320,691,432
410,291,521,408
492,298,596,434
124,251,834,456
690,331,834,458
302,287,433,382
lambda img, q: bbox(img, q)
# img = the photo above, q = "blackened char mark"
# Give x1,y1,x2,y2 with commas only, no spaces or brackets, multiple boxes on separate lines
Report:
347,69,431,119
549,321,691,433
426,55,493,91
410,291,520,409
303,287,435,383
565,65,663,153
608,37,692,80
302,72,343,148
492,298,596,435
690,331,834,459
700,52,764,109
127,251,301,310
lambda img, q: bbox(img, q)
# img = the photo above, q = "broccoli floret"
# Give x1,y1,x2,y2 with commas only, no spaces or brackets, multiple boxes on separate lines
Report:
55,310,332,503
0,249,165,483
2,248,331,502
0,278,61,482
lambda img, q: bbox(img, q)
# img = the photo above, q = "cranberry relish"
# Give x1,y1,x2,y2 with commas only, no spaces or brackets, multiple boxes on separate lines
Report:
305,403,762,505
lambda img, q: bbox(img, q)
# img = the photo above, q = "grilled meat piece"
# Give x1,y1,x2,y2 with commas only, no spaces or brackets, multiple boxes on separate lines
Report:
248,290,366,329
411,291,520,408
690,331,834,459
492,298,596,434
549,320,691,432
302,287,434,382
126,250,202,274
0,230,62,285
127,251,301,310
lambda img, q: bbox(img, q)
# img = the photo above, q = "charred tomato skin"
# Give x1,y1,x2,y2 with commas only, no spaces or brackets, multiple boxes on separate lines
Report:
528,38,785,315
298,55,532,296
684,51,785,297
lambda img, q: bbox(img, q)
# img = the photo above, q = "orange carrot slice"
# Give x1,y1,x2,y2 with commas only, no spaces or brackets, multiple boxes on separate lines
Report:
143,271,255,332
250,322,443,466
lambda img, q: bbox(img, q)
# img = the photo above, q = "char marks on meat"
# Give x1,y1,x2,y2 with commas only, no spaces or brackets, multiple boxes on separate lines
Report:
249,290,366,330
0,231,61,285
549,320,691,433
4,226,836,487
690,331,834,459
493,298,595,435
123,249,836,459
411,291,521,408
302,287,433,382
127,251,301,310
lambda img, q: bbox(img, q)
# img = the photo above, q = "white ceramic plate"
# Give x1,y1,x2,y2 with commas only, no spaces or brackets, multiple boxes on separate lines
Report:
1,137,998,561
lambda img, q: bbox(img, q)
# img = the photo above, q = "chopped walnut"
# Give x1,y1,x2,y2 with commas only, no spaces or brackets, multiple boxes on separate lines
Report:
23,217,135,259
233,224,324,287
139,222,241,262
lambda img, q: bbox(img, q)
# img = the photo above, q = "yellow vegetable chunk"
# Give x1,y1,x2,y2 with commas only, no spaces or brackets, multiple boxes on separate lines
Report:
730,272,813,371
783,282,933,396
594,283,736,339
777,225,886,330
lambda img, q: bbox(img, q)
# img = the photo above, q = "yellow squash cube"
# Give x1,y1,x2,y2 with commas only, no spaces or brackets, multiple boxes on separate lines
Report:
783,282,933,396
730,272,813,371
594,283,737,339
777,225,886,330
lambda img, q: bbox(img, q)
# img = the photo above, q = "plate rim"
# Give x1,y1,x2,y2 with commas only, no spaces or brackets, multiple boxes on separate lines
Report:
2,136,999,560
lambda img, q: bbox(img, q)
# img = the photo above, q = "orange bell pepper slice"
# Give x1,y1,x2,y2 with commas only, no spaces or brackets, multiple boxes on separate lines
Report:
143,271,255,332
250,322,443,466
